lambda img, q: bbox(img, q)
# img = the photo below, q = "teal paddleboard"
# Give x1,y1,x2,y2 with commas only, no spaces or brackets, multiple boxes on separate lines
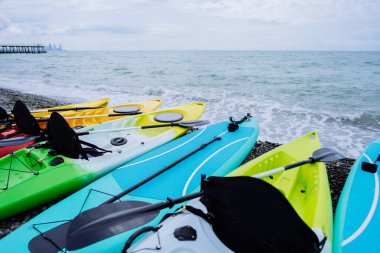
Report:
0,118,259,252
334,139,380,252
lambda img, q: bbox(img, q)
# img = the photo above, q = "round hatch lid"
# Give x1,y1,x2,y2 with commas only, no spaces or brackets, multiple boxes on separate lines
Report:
154,112,184,123
113,106,140,114
110,137,128,146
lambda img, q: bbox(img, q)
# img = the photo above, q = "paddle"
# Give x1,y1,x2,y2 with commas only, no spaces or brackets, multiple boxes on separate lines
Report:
31,106,106,113
252,147,345,178
0,111,142,124
75,120,210,136
35,111,142,122
64,147,345,250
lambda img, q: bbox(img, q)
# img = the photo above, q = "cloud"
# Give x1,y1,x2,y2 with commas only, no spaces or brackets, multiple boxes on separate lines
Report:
0,14,10,31
0,0,379,50
172,0,380,24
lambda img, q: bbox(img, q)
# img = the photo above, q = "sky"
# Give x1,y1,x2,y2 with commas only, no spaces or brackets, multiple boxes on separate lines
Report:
0,0,379,50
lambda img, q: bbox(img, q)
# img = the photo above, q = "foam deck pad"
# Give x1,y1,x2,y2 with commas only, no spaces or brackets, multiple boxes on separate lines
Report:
154,112,184,122
113,106,140,114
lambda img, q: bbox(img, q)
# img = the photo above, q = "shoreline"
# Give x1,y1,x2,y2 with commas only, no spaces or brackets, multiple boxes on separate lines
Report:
0,87,66,112
0,87,355,238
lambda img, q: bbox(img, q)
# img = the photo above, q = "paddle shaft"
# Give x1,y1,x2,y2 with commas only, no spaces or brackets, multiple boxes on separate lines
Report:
104,136,222,204
0,112,141,124
252,158,314,178
36,112,141,122
77,122,192,136
31,106,106,113
252,150,339,179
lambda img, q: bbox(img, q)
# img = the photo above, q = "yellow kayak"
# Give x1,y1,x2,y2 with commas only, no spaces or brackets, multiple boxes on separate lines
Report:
30,98,110,118
228,132,333,252
37,99,163,128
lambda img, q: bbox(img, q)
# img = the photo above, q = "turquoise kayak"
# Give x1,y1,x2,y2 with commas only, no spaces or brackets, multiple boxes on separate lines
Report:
0,117,259,252
333,139,380,252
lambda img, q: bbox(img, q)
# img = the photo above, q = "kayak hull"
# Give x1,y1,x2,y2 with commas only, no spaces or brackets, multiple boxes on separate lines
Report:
333,139,380,253
0,102,205,220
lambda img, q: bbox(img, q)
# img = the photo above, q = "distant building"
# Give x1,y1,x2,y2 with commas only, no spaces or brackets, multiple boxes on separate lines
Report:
45,43,63,51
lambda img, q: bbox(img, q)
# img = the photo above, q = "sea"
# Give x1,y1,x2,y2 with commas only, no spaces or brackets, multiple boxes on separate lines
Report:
0,51,379,158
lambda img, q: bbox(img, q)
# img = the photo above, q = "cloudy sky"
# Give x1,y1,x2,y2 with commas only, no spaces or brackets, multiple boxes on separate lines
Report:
0,0,379,50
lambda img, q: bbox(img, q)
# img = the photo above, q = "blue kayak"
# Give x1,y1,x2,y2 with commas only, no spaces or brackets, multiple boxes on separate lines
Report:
0,118,259,252
334,139,380,252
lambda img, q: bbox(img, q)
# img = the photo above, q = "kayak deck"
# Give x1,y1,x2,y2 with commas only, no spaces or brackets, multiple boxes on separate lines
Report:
37,99,163,128
228,132,333,243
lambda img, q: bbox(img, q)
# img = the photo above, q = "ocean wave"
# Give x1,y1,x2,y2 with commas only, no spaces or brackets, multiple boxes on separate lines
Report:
328,113,380,130
113,67,133,75
145,88,165,96
268,106,380,131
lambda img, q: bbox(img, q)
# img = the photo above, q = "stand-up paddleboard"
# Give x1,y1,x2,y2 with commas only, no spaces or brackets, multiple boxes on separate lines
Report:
333,139,380,253
130,132,333,253
0,102,205,220
0,116,259,252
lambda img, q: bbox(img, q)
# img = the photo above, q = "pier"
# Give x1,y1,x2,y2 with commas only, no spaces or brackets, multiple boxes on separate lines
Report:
0,45,47,54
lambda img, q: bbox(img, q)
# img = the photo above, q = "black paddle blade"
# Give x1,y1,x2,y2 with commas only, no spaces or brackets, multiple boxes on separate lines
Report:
312,147,345,162
28,222,70,253
178,120,209,128
66,201,159,251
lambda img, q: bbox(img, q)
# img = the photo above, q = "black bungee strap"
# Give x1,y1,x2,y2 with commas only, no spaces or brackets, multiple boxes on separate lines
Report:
79,139,112,158
184,205,214,223
227,113,252,132
33,139,112,160
122,226,161,253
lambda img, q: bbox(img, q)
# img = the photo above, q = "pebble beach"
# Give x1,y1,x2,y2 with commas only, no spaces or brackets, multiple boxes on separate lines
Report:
0,87,355,239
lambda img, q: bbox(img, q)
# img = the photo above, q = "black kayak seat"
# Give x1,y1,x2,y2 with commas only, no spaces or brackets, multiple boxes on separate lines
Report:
12,100,40,136
199,176,323,253
44,112,111,160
